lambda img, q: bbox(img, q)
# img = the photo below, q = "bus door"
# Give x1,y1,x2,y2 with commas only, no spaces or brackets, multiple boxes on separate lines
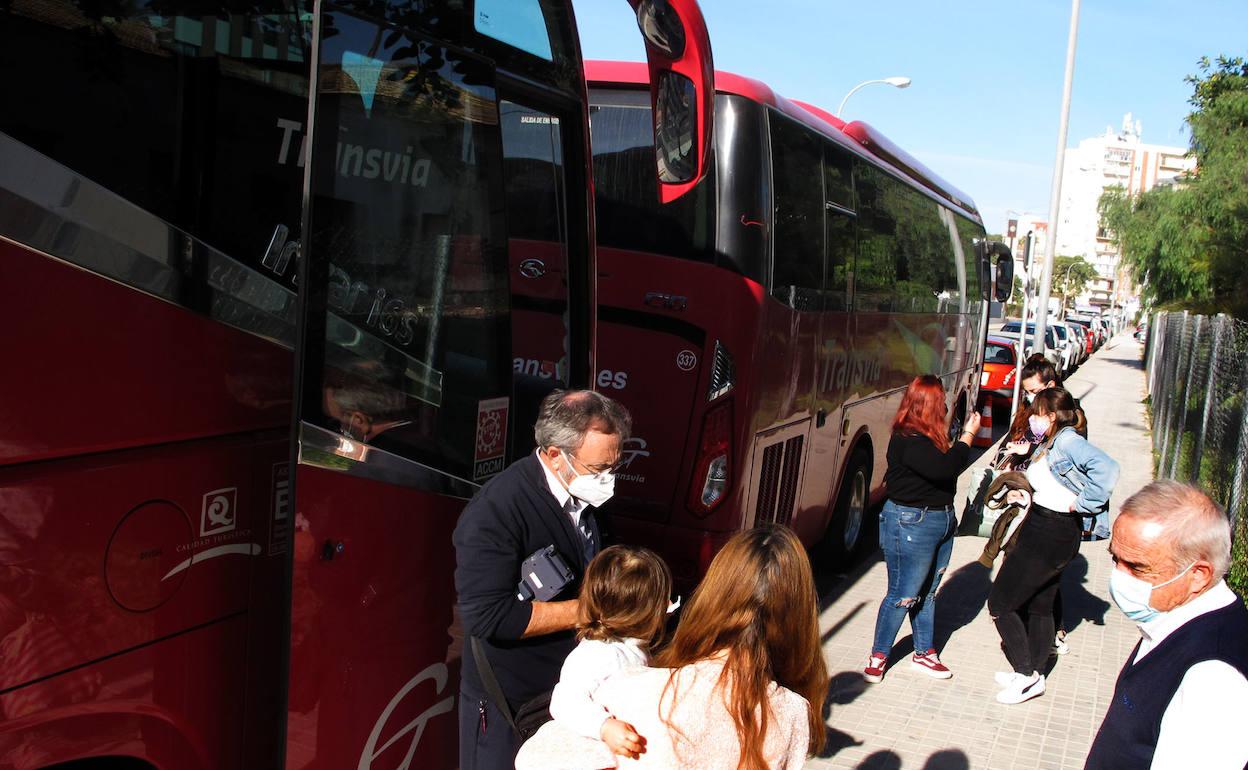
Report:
746,113,824,537
809,143,861,555
499,94,590,450
282,7,514,767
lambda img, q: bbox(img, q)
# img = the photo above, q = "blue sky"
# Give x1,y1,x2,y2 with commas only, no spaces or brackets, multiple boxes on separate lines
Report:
573,0,1247,236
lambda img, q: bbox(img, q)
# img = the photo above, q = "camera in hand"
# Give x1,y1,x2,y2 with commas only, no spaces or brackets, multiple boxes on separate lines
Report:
516,545,575,602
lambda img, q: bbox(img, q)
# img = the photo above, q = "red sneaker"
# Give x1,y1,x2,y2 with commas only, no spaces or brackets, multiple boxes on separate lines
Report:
911,648,953,679
863,653,888,684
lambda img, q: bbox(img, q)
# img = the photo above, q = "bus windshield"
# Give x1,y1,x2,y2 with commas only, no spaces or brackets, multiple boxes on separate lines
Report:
591,89,767,279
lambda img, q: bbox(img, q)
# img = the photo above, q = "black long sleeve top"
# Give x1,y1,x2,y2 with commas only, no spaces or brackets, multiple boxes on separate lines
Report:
883,432,972,507
452,454,600,708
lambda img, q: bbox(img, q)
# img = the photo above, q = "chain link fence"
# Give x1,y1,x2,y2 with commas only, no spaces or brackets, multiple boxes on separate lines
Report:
1145,310,1248,597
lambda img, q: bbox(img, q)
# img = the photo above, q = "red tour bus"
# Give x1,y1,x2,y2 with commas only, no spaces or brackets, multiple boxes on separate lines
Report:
0,3,711,769
586,61,1012,583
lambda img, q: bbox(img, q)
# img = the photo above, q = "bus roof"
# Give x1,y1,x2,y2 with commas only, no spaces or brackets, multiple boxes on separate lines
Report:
585,60,980,220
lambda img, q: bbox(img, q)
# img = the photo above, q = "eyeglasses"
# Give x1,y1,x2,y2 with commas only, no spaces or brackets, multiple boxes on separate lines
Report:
569,452,625,476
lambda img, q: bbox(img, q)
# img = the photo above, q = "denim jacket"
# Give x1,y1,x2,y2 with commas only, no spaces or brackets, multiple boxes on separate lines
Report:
1034,426,1120,515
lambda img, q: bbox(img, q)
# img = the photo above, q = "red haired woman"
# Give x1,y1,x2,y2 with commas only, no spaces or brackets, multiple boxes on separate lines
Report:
864,375,980,684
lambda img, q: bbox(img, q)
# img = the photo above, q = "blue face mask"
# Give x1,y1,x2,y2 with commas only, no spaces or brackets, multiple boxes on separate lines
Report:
1108,562,1194,624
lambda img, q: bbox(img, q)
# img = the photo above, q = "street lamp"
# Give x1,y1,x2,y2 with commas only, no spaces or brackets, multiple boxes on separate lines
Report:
1059,262,1077,314
836,77,912,118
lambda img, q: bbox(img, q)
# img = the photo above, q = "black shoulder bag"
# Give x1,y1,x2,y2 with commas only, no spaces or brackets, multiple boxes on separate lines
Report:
469,636,554,741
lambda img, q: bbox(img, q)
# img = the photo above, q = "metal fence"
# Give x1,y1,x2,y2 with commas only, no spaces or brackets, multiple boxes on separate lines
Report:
1146,310,1248,533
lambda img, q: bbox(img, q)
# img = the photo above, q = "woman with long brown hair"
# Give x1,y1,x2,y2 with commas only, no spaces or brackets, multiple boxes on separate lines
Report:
864,375,979,684
516,524,827,769
989,387,1117,705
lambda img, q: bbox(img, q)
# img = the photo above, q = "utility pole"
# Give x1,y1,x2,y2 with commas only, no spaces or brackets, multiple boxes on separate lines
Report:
1033,0,1081,356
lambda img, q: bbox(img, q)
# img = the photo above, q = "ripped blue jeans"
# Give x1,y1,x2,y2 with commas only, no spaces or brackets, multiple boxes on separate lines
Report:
871,499,955,656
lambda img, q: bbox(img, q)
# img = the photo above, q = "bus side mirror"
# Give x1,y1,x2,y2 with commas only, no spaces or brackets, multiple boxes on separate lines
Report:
976,239,1014,303
629,0,714,203
994,258,1013,303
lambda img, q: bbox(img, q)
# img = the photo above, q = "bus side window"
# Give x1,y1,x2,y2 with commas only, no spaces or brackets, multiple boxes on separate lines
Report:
959,219,984,315
0,4,309,291
852,163,896,313
823,144,854,312
769,114,824,312
891,186,944,313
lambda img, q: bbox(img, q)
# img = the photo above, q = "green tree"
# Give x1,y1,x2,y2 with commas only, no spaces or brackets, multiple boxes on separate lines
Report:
1098,55,1248,318
1052,255,1098,310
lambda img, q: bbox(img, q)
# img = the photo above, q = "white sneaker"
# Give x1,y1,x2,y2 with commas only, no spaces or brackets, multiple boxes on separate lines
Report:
1054,633,1069,655
996,672,1046,704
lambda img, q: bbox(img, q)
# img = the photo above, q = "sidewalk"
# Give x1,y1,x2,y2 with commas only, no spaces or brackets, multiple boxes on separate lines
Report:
809,333,1155,770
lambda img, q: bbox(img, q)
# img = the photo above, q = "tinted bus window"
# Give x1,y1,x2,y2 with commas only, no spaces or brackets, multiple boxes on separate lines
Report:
825,144,855,211
824,144,856,311
0,2,309,290
893,185,956,313
501,103,567,243
714,95,769,284
853,163,898,312
309,10,510,483
958,216,985,315
769,114,824,311
588,90,713,263
825,214,854,311
855,163,961,314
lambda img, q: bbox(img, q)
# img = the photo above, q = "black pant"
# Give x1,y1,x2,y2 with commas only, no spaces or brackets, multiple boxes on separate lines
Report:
459,689,522,770
987,504,1082,675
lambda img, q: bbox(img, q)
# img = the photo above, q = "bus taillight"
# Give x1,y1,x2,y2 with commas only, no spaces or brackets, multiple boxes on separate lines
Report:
688,399,732,515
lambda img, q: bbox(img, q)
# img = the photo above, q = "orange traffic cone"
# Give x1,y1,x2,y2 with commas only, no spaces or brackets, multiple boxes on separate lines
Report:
972,396,994,448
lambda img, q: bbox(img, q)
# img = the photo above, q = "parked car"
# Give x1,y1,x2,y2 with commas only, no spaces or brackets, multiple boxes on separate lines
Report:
1049,322,1079,376
996,321,1061,370
1066,321,1091,363
1092,316,1110,344
1067,316,1100,351
981,335,1020,406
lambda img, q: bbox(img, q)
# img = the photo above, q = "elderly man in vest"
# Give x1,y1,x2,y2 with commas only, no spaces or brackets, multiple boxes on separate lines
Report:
1085,481,1248,769
453,389,629,770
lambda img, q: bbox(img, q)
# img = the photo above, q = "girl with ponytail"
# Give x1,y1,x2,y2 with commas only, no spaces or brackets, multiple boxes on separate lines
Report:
537,546,672,762
518,527,826,769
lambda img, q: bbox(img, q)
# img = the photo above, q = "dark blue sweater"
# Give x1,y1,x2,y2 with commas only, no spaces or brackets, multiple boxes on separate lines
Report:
1084,595,1248,770
452,454,600,708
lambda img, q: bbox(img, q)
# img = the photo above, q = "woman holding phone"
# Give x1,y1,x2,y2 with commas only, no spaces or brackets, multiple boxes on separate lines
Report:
863,375,980,684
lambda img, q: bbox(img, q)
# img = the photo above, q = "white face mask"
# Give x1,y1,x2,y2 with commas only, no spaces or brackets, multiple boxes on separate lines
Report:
560,456,616,507
1108,562,1195,624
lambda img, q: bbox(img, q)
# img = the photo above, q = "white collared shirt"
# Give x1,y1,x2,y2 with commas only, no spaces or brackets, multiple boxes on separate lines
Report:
1130,580,1248,770
536,451,591,538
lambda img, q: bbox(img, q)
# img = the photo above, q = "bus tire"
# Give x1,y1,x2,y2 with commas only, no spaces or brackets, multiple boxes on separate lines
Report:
820,449,872,565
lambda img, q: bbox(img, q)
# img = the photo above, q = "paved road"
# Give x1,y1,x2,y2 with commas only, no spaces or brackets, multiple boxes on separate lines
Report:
808,333,1154,770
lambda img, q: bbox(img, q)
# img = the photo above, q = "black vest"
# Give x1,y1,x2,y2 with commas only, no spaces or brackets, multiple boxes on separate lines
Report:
1084,595,1248,770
